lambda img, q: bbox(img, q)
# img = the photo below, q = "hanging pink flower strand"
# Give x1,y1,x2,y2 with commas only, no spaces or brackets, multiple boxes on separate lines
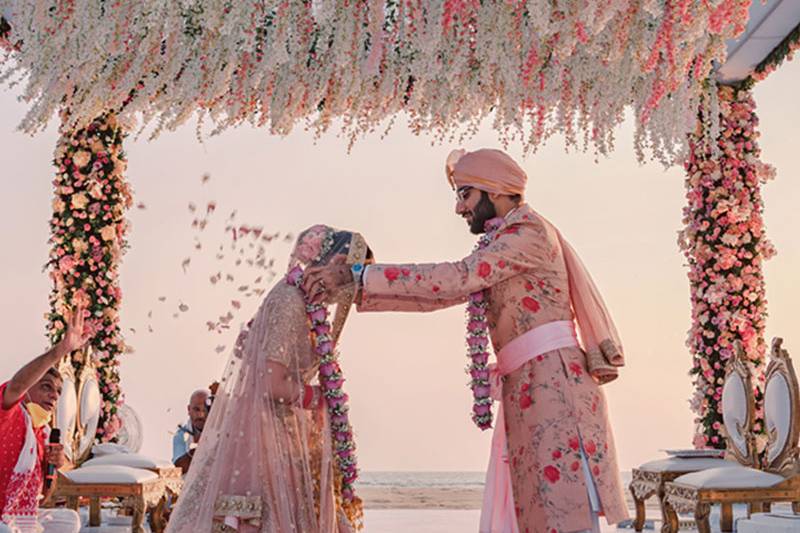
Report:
286,266,361,516
466,216,505,430
0,1,751,166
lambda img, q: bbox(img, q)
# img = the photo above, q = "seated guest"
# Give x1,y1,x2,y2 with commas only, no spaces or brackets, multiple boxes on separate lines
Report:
0,306,88,533
172,389,209,474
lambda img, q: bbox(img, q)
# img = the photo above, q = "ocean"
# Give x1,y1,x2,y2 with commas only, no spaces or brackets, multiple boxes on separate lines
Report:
358,471,633,489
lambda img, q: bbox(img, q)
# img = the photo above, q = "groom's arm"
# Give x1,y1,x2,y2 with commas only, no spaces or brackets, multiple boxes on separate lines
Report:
359,221,541,304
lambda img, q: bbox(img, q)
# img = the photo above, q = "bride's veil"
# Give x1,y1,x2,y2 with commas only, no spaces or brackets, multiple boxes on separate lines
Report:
166,226,368,533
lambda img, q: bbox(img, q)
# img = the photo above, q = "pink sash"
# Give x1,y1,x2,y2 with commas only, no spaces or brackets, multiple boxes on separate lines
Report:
479,321,579,533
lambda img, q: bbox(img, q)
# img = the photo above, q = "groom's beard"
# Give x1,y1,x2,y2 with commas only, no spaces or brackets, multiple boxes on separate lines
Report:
469,193,498,234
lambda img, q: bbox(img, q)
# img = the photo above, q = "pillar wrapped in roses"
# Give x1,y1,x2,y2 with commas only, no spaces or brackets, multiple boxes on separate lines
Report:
47,113,132,442
680,85,776,454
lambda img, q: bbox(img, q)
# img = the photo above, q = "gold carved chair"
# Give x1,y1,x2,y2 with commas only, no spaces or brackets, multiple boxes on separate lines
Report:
629,342,757,532
663,337,800,533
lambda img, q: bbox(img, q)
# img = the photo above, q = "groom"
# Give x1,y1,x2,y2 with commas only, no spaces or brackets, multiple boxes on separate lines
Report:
305,148,629,532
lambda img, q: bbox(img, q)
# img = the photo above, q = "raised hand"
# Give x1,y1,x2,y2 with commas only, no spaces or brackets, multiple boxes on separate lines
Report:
58,304,91,355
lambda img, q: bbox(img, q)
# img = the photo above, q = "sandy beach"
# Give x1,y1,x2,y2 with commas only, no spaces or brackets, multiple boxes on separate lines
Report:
359,484,660,513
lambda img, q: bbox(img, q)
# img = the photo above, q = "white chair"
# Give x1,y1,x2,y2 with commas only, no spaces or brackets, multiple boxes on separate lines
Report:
51,356,172,532
663,338,800,533
629,343,757,531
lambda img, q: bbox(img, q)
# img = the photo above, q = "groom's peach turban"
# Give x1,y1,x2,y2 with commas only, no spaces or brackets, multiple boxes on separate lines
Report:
445,148,527,196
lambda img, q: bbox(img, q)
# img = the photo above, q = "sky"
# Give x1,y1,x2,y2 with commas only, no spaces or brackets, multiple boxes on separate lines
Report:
1,58,798,474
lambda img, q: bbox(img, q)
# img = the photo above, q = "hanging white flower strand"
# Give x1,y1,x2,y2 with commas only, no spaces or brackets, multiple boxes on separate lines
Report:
0,0,751,166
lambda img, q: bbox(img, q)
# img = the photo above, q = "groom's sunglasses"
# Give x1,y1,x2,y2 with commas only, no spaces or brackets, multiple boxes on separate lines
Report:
456,186,474,202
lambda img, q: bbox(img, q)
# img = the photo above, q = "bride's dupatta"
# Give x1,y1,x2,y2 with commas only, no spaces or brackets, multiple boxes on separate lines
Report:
166,227,368,533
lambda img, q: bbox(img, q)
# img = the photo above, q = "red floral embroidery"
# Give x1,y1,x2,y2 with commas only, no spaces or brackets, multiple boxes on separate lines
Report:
568,436,580,451
415,274,422,281
524,281,534,291
522,297,540,312
519,394,533,409
584,440,597,455
593,465,600,477
432,285,440,293
543,465,560,483
570,461,581,472
497,260,506,268
477,261,492,278
568,361,583,377
384,267,400,281
552,450,562,460
401,268,411,277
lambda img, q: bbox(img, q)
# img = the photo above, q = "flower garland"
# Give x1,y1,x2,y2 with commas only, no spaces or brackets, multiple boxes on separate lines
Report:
466,217,504,431
0,1,751,166
47,113,132,442
740,21,800,90
286,266,362,525
679,85,775,452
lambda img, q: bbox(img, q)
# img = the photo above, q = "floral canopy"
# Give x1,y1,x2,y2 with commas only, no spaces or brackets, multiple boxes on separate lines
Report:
1,0,752,165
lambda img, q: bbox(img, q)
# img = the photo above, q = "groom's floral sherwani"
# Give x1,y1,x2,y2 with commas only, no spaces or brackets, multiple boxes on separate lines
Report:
358,204,628,533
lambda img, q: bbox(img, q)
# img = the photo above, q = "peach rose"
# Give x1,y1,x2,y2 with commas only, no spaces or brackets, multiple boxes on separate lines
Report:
71,192,89,210
72,150,91,168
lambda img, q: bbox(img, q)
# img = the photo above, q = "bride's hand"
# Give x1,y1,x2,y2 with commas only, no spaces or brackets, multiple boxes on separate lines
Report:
303,255,351,304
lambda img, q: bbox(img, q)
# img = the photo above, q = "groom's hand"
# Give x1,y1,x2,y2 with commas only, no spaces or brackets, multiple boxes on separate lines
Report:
303,255,350,304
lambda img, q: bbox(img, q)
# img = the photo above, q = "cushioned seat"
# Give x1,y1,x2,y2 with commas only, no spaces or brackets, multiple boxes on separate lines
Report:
91,443,132,457
83,453,172,470
674,466,785,489
64,465,159,484
638,457,737,473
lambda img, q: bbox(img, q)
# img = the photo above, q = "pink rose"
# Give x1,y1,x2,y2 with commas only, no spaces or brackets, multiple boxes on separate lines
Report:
522,297,540,313
584,440,597,455
543,465,560,483
477,262,492,278
384,267,400,281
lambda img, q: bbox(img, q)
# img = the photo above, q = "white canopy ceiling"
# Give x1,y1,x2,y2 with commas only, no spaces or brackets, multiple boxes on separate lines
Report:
717,0,800,83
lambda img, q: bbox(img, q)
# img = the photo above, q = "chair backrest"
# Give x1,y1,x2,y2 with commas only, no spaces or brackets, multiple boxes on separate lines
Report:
53,357,78,463
721,342,757,466
75,357,102,464
764,337,800,474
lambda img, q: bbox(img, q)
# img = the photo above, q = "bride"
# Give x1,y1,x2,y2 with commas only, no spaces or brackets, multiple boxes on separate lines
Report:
166,225,372,532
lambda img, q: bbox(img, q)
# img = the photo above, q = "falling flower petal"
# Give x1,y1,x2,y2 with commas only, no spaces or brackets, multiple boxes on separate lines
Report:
181,258,191,272
158,296,167,302
179,303,189,312
188,202,197,213
231,300,241,309
136,202,146,210
215,345,226,354
201,173,210,184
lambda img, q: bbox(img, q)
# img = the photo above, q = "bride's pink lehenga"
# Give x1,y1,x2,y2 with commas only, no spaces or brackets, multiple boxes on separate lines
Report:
167,226,368,533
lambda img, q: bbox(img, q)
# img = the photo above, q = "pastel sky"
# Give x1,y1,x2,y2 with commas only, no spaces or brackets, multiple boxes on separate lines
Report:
1,59,798,473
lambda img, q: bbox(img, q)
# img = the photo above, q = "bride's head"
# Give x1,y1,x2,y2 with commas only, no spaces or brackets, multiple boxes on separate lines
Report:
289,224,373,270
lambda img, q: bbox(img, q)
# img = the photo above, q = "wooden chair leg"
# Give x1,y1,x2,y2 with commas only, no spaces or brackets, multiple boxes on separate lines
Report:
720,503,733,532
89,496,101,526
660,496,679,533
66,496,78,511
694,502,711,533
132,496,146,533
149,495,168,533
630,485,647,532
748,501,764,515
